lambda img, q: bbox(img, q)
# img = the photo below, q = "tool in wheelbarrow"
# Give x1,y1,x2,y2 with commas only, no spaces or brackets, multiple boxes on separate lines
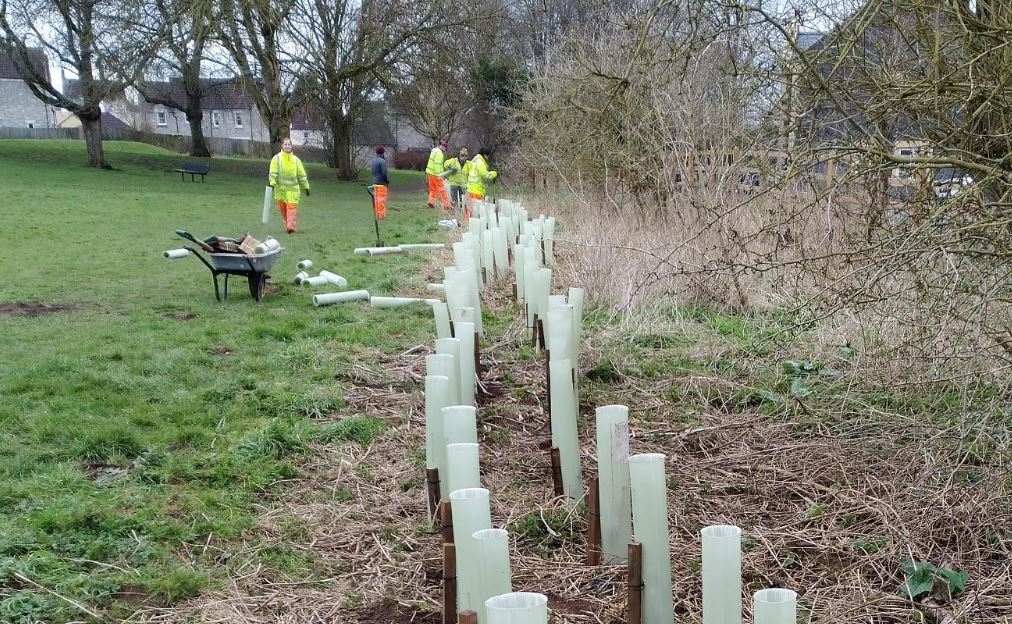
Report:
366,185,384,247
173,230,284,302
176,229,215,252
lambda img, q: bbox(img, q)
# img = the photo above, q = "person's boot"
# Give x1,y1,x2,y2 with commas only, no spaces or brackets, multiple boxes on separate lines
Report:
286,209,297,233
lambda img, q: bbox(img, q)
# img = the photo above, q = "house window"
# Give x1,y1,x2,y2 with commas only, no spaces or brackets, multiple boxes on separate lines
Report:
303,132,309,141
156,111,166,127
26,121,35,129
234,112,243,128
212,111,221,128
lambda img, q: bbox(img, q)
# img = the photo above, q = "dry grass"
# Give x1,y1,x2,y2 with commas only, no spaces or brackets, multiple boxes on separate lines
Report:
127,254,1012,623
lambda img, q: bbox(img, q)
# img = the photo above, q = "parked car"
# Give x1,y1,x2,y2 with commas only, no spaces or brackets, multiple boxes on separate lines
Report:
933,168,973,199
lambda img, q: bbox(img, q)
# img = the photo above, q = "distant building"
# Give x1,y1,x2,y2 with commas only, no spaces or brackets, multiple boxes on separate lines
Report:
0,48,59,130
127,78,269,142
291,101,397,163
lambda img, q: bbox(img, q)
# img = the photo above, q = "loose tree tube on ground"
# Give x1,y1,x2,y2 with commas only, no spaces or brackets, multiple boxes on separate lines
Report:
753,589,796,624
399,243,446,250
163,249,189,259
294,271,309,284
370,296,438,308
312,290,369,306
302,276,331,287
450,488,493,615
424,375,451,516
485,593,548,624
702,525,742,624
354,246,405,256
319,270,347,286
456,321,477,406
446,442,481,494
549,358,582,503
472,529,512,624
596,405,632,564
629,453,674,624
297,259,313,270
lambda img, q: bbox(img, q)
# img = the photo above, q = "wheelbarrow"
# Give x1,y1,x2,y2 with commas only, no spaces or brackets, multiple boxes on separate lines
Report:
175,230,284,302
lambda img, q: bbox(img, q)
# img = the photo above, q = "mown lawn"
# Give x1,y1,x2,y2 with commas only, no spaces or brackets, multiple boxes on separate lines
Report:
0,140,439,622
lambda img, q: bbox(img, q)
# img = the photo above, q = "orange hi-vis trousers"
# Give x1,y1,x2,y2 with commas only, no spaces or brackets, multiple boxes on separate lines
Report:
427,174,451,210
372,185,388,221
277,201,298,232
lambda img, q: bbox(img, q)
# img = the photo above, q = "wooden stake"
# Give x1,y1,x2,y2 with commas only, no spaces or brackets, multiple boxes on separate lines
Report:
443,543,457,624
550,447,564,496
536,317,546,350
627,542,643,624
512,281,517,299
531,313,539,348
449,319,455,338
426,468,441,523
458,610,478,624
586,477,602,566
473,330,481,381
441,500,454,545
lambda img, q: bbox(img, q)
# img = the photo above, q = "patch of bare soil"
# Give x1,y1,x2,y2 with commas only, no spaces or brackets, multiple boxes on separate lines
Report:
130,276,1011,624
0,302,78,317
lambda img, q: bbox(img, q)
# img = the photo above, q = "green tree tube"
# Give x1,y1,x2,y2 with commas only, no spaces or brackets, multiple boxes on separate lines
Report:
472,528,512,624
547,302,573,364
596,405,632,564
515,244,527,306
485,592,548,624
549,358,583,502
424,374,451,515
456,321,477,406
482,229,495,280
450,488,493,614
629,453,674,624
435,339,462,407
567,287,585,367
446,442,481,494
753,589,796,624
702,525,742,624
432,301,452,339
441,405,478,496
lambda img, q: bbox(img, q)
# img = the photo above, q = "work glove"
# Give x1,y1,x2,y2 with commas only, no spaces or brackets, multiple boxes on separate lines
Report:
305,189,310,196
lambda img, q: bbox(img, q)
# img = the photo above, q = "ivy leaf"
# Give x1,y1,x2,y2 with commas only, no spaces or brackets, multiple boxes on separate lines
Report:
938,568,969,597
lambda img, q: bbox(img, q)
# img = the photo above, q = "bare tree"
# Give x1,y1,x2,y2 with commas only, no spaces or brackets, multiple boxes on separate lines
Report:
218,0,301,154
137,0,218,157
0,0,169,167
387,44,476,145
291,0,477,179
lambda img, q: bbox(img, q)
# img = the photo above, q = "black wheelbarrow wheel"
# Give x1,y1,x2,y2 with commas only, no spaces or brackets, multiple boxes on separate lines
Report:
248,273,267,301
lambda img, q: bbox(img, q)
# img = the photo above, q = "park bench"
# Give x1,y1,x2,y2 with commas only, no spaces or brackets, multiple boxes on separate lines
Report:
174,161,210,182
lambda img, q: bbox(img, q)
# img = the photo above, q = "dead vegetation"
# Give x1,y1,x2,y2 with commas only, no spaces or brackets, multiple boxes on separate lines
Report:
130,273,1011,623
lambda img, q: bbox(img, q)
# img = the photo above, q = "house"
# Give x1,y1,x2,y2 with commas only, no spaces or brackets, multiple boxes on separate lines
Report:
126,78,270,142
0,48,59,130
291,101,396,162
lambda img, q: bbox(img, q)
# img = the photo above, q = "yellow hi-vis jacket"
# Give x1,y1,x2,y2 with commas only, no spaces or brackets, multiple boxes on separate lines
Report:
445,157,471,188
269,152,310,204
466,154,497,196
425,146,446,176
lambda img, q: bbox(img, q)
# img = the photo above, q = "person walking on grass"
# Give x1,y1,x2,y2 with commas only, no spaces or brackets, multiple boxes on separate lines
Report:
268,137,310,233
466,146,497,219
444,146,471,217
425,139,452,211
369,145,389,221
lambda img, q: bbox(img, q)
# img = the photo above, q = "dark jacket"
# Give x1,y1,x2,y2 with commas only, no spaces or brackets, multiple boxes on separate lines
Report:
370,155,389,185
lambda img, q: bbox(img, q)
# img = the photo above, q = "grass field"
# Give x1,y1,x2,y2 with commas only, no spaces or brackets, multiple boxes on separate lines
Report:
0,140,440,622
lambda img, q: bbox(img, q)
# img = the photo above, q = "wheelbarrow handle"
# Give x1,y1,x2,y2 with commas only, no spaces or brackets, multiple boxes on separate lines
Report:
182,245,215,272
176,229,214,252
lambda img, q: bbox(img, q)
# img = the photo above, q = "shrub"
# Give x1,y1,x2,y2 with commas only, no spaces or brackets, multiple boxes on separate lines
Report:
392,150,428,171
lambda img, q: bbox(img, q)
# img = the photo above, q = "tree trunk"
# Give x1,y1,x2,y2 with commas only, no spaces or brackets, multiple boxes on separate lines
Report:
268,113,290,155
186,100,211,158
334,116,356,181
80,113,110,169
